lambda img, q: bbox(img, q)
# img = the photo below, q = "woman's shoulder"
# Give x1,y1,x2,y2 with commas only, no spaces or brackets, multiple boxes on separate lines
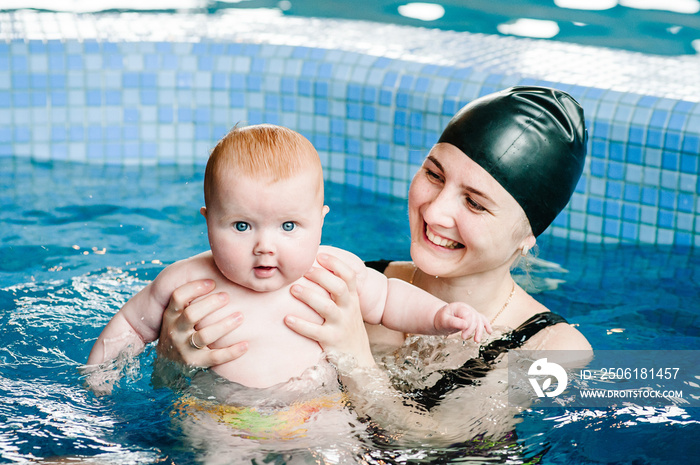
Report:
509,290,591,352
383,261,415,281
524,315,592,352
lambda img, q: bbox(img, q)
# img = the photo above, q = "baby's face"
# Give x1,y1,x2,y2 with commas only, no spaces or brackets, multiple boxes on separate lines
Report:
203,168,327,292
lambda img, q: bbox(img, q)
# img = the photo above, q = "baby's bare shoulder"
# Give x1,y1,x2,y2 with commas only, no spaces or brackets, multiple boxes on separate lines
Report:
154,251,218,287
318,245,365,270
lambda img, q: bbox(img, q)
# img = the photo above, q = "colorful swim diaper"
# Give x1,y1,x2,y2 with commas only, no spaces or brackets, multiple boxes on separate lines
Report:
175,392,346,440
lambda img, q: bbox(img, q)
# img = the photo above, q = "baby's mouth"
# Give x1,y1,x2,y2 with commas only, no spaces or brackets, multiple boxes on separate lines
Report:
254,266,278,277
425,225,464,249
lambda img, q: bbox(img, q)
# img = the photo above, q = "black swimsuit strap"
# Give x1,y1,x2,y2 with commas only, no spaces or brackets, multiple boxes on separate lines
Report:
364,259,393,273
411,312,569,410
480,311,569,362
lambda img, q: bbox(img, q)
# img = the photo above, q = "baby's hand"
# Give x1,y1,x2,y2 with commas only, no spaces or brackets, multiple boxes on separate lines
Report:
434,302,492,342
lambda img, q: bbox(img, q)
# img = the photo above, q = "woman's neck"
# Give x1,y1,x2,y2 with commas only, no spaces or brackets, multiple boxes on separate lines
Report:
412,266,515,321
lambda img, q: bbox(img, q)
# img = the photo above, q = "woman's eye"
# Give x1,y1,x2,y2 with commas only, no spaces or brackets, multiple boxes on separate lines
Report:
466,197,486,212
282,222,296,232
233,222,250,232
424,168,442,182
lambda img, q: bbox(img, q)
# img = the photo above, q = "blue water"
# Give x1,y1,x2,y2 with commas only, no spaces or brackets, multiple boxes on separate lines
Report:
267,0,700,56
6,0,698,55
1,157,699,463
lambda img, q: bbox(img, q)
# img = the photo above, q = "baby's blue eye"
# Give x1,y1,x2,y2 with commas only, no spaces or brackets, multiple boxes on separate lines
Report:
234,222,250,232
282,222,295,232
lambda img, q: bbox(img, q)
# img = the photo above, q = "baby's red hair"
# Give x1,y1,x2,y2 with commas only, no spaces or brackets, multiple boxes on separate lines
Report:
204,124,323,207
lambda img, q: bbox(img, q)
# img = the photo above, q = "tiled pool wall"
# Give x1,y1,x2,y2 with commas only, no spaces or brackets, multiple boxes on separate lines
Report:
1,12,699,247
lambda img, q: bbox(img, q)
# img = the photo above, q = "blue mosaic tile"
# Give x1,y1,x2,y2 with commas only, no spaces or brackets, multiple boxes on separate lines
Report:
623,204,639,221
676,232,692,247
1,13,698,246
603,218,620,237
621,222,639,241
626,145,643,165
677,212,694,231
587,197,604,215
647,129,664,149
662,152,680,170
641,187,658,206
606,180,623,198
678,193,695,213
682,135,699,154
658,210,675,229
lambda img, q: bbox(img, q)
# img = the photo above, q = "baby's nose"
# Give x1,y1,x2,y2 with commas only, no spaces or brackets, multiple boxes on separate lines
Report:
253,232,276,255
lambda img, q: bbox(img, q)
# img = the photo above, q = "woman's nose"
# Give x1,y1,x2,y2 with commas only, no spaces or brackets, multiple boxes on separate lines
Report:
422,187,457,229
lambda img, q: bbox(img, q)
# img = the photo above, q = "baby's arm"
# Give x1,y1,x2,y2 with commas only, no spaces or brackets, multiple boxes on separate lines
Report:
86,260,190,366
321,247,490,340
377,278,491,341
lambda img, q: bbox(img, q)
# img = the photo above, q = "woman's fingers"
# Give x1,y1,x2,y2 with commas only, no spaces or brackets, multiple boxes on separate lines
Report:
186,341,249,367
290,283,336,320
288,253,375,366
316,252,358,293
284,314,324,343
167,279,215,313
195,312,244,347
177,292,229,331
159,311,247,367
188,312,248,366
302,253,360,318
207,342,249,366
158,279,244,368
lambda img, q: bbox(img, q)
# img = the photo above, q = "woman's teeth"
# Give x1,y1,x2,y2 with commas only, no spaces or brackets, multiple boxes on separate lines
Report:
426,227,462,249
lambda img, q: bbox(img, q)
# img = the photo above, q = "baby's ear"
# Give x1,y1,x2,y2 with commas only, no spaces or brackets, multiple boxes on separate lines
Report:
200,207,207,218
322,205,330,218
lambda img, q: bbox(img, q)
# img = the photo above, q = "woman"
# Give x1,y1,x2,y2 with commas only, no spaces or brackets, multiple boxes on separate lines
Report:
156,86,592,441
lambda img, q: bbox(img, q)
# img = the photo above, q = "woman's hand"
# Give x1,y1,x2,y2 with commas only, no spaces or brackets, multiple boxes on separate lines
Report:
285,253,375,368
156,279,248,368
286,255,452,444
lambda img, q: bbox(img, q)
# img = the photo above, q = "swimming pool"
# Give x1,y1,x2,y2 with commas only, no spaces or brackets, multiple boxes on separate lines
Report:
1,2,699,464
2,157,698,463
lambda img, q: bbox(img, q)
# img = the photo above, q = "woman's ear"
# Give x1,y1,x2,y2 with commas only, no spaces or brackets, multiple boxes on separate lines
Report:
520,234,536,256
200,206,207,218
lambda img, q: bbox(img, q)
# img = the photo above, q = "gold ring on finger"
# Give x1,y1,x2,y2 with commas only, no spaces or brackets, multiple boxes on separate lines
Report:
189,332,204,350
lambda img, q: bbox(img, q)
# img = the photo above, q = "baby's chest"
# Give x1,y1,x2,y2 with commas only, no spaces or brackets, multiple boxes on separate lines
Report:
195,281,323,340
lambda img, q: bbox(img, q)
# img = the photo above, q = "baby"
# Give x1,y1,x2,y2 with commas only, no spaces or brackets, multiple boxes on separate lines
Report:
87,124,491,390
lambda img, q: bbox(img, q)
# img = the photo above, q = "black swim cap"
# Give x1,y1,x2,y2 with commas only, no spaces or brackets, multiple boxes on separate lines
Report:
438,86,587,237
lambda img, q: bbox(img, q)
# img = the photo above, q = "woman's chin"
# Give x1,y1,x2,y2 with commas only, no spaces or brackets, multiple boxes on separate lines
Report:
410,243,458,277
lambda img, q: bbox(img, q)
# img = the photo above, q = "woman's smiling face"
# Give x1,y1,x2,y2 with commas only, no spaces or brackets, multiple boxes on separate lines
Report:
408,143,535,280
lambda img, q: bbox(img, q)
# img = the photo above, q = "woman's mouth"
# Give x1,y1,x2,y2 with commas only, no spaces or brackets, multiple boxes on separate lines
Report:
425,225,464,249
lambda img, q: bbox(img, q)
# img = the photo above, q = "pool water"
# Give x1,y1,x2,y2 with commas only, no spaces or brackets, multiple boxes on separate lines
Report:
6,0,700,56
1,157,699,463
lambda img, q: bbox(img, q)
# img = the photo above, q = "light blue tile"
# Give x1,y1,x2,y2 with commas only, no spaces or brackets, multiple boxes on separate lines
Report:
392,180,409,198
661,170,679,190
175,123,194,140
632,107,652,125
346,120,361,138
585,216,603,235
677,212,693,231
141,107,157,123
679,173,696,193
640,205,657,224
643,149,662,169
656,229,675,245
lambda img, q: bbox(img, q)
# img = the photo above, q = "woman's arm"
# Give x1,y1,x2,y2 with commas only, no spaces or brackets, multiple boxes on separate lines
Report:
285,254,463,445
